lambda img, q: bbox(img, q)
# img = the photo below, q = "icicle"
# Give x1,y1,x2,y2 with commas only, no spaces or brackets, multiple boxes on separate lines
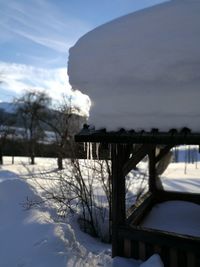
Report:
96,143,100,160
195,146,197,168
83,142,86,152
87,142,90,159
90,142,93,160
195,146,198,169
109,144,112,159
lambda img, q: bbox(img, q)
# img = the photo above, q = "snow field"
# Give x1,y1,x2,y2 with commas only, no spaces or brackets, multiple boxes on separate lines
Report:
0,157,112,267
0,155,200,266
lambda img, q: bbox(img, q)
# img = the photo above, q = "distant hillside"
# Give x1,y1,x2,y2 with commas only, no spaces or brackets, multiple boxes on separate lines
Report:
0,101,86,134
0,102,16,113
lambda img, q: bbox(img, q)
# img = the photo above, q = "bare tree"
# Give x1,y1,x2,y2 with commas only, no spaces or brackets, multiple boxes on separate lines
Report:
24,157,112,242
40,95,84,169
15,90,51,164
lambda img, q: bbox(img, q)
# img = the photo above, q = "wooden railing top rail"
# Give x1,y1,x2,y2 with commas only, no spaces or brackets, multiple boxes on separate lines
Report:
119,225,200,253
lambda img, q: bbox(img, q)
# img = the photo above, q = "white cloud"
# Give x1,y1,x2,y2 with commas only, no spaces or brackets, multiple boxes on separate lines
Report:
0,61,90,116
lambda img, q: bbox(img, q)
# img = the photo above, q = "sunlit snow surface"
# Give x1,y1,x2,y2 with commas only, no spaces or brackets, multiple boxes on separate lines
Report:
0,157,112,267
0,156,199,266
68,0,200,131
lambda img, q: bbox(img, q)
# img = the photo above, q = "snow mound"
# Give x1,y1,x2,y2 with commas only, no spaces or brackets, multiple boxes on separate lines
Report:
112,254,164,267
68,0,200,131
0,179,68,267
0,165,112,267
140,254,164,267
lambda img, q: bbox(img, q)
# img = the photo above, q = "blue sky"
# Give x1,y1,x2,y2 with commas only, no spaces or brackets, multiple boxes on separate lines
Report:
0,0,166,112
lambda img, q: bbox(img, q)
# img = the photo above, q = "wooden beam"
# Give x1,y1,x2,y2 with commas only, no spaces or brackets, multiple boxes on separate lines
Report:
126,192,154,225
155,190,200,205
111,144,128,257
123,144,154,176
148,147,157,193
155,145,174,163
75,130,200,145
118,225,200,254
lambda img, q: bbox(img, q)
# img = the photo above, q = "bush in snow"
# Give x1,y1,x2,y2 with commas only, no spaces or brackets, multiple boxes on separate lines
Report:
24,154,149,242
24,158,112,242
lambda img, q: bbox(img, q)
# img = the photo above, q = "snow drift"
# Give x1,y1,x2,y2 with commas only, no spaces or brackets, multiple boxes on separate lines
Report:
0,178,68,267
0,157,167,266
68,0,200,131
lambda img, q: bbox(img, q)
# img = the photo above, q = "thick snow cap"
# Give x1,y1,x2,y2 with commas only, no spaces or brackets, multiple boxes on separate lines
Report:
68,0,200,132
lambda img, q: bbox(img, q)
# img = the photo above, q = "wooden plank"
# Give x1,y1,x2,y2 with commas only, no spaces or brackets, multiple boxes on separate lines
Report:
187,252,195,267
139,241,146,260
178,250,187,267
111,144,127,257
170,249,178,267
160,246,170,267
75,130,200,145
155,190,200,205
126,192,154,225
148,147,157,193
131,240,139,259
123,144,154,176
155,145,174,163
195,253,200,267
145,243,154,259
118,226,200,253
124,239,131,257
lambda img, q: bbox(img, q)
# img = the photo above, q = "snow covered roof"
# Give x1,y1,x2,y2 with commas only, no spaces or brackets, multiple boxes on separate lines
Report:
75,127,200,145
68,0,200,132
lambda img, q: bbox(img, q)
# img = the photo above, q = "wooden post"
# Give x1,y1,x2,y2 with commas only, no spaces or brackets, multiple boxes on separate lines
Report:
111,144,127,257
148,146,157,193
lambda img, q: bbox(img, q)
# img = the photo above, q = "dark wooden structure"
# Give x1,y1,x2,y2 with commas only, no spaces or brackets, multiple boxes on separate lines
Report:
75,128,200,267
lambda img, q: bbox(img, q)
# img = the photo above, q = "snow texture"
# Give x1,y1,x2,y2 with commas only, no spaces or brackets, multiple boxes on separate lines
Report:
0,159,111,267
0,178,68,267
0,157,164,267
1,155,200,266
68,0,200,131
141,200,200,237
140,254,164,267
112,256,141,267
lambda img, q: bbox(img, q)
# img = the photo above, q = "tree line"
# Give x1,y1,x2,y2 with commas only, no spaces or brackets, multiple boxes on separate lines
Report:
0,90,86,168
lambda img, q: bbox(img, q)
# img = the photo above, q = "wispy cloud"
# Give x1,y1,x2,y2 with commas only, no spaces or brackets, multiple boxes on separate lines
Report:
12,29,70,53
0,61,90,115
0,0,91,53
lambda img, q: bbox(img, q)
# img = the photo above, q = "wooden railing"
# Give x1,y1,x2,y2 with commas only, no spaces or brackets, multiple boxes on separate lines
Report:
119,225,200,267
124,191,200,267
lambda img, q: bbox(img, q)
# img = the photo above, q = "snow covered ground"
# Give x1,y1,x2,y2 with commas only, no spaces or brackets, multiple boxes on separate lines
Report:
162,162,200,193
0,156,199,266
0,157,112,267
